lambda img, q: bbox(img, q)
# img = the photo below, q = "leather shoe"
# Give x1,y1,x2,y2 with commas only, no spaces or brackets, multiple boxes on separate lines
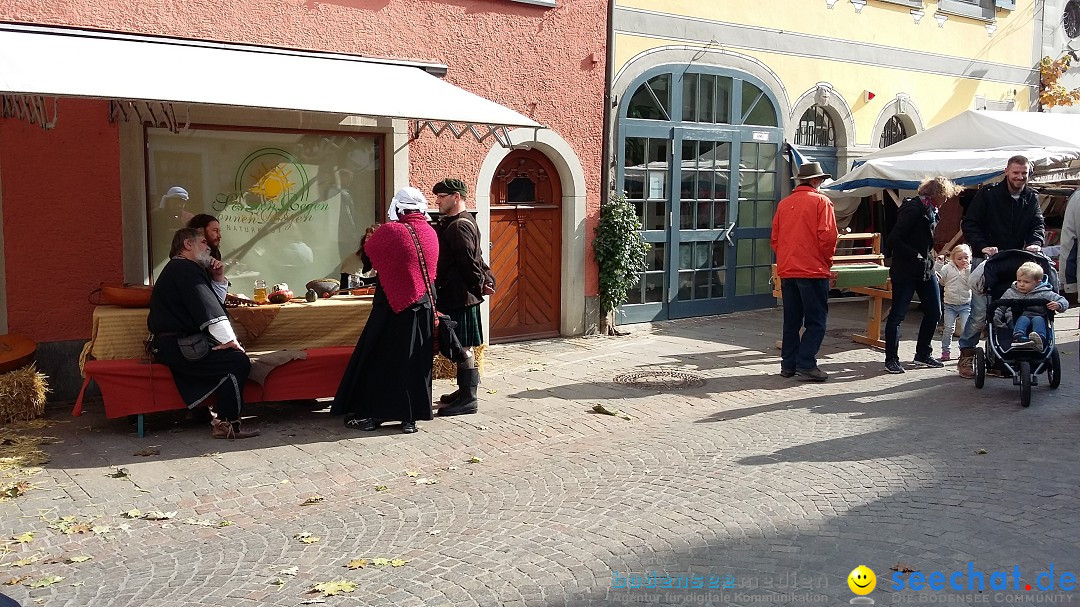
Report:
401,421,417,434
780,368,796,378
795,367,828,382
344,418,383,431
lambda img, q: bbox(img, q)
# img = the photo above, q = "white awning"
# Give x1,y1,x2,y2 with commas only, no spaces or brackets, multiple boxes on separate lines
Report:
0,24,542,137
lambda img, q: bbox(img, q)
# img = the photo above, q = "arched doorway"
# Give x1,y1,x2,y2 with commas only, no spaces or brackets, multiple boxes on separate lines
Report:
617,66,783,322
489,150,562,342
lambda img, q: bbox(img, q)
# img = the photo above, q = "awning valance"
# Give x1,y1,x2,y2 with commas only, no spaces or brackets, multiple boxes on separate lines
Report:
0,23,542,141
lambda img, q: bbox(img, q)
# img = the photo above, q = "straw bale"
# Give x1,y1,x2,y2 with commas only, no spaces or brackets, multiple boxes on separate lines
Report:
0,364,48,425
433,344,486,379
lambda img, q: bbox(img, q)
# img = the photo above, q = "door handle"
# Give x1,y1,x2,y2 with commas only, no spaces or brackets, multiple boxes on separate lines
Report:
718,222,736,246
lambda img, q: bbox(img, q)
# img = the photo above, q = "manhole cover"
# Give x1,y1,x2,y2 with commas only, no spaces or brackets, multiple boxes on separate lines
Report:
612,369,707,390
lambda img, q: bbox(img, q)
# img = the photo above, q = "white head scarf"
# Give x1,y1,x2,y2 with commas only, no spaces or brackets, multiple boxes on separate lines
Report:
387,187,430,221
158,186,189,209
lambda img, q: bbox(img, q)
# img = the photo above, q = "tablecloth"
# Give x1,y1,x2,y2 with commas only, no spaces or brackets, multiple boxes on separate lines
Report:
79,296,372,374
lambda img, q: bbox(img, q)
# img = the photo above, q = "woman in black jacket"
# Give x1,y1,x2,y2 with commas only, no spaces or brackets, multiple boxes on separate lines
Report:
883,177,963,374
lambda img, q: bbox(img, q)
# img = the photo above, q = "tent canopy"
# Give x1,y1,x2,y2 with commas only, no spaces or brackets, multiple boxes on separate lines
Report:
824,111,1080,198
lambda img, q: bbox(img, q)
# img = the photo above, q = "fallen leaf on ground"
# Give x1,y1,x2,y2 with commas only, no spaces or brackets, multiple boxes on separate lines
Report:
27,576,63,588
404,470,419,477
310,580,356,596
90,525,111,535
414,478,438,485
132,447,160,457
3,576,29,586
428,529,441,536
269,577,285,587
121,509,142,519
371,558,390,566
446,465,458,471
345,559,368,570
66,555,92,564
467,456,482,464
217,520,233,527
11,532,33,544
591,403,632,421
390,559,407,567
140,511,176,521
891,562,918,573
1,481,31,499
278,566,299,576
300,495,324,506
486,389,497,394
107,468,129,479
975,448,988,455
374,485,388,492
11,554,41,567
294,532,320,544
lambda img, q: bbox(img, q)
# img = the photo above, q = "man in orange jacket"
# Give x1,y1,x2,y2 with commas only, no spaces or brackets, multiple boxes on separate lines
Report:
771,162,839,382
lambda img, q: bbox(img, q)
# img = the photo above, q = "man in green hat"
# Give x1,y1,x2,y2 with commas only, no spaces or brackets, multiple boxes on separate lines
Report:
432,178,496,416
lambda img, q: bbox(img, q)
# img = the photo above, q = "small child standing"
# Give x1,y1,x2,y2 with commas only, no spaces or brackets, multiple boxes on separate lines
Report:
993,261,1069,350
936,244,972,361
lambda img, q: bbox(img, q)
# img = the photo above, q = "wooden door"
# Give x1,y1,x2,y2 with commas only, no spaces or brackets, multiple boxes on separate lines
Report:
489,150,562,342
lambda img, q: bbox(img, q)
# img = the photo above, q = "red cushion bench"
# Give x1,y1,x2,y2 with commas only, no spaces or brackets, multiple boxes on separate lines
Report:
73,347,354,436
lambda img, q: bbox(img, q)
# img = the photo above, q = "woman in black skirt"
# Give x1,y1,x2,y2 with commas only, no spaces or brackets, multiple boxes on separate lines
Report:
331,187,439,434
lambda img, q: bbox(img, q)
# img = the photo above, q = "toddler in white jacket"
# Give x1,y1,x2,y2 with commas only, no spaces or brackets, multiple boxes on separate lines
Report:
936,244,972,361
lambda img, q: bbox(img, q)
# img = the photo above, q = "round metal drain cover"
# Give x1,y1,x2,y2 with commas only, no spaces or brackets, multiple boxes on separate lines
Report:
613,369,707,390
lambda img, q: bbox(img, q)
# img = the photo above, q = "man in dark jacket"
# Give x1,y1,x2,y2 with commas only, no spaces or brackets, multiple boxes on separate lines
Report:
883,178,962,374
433,178,495,416
955,155,1045,378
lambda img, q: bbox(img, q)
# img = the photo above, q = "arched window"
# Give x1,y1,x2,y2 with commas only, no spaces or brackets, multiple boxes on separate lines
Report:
879,115,909,148
626,74,671,121
794,106,834,147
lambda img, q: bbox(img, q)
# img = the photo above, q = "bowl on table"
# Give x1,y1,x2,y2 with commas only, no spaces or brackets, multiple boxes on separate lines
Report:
305,278,340,298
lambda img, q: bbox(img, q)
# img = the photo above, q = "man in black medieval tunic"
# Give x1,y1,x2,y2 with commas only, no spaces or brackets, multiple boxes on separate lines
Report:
147,227,258,439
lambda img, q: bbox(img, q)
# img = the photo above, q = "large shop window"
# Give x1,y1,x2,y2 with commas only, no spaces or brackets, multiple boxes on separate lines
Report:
147,128,381,292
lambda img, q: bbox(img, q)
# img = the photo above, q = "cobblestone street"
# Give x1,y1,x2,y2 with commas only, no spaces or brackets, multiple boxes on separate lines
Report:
3,300,1079,607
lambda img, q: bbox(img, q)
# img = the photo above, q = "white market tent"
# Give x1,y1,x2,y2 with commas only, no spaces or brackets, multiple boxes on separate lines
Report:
824,110,1080,199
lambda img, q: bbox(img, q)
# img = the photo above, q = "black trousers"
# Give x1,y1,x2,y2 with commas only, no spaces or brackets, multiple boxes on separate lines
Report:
152,336,251,421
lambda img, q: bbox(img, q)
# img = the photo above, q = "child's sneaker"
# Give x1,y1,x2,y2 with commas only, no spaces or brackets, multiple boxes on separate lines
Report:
1029,332,1044,351
940,351,951,361
1011,334,1033,349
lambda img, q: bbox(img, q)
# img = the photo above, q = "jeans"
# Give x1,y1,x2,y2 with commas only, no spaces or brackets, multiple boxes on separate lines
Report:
1013,315,1048,343
780,277,830,371
958,258,987,350
885,274,942,363
941,302,971,354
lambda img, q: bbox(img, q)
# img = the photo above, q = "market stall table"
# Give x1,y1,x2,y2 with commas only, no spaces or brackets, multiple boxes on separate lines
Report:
79,295,373,373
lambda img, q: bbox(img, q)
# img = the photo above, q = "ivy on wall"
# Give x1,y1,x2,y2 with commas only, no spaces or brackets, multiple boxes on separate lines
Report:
1039,54,1080,109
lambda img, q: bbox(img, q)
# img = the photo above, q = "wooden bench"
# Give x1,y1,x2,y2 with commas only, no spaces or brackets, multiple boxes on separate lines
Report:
73,347,353,436
772,232,893,349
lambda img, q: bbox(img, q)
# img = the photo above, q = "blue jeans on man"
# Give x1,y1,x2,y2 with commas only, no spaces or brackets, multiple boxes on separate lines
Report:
885,274,942,363
780,277,830,373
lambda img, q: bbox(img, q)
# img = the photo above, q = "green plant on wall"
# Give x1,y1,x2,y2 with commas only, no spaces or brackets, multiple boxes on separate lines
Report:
593,192,650,334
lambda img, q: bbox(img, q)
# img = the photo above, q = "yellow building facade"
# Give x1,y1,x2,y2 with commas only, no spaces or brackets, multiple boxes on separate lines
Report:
611,0,1039,322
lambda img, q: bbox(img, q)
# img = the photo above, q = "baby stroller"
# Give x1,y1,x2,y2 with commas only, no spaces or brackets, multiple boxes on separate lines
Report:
973,249,1062,407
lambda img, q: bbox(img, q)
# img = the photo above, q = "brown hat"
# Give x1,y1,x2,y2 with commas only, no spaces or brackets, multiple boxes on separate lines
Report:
796,162,831,181
432,178,468,198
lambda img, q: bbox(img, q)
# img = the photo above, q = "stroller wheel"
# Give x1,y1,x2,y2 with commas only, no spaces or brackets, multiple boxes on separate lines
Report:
1049,348,1061,389
974,348,986,389
1019,360,1031,407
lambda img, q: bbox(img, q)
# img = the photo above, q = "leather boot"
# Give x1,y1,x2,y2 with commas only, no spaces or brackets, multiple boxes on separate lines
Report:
438,367,479,416
438,388,460,405
957,348,976,379
211,418,261,439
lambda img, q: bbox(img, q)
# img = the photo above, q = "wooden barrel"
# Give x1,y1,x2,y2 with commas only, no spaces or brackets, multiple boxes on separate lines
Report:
0,333,36,373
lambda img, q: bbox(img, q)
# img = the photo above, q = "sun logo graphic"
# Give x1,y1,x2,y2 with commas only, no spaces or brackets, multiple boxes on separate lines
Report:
847,565,876,604
234,148,309,207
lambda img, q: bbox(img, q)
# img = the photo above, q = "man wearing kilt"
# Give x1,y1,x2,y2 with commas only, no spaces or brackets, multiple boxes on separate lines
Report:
432,178,496,416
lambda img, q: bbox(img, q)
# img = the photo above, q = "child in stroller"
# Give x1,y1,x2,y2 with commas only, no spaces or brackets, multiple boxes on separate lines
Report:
990,261,1068,351
975,250,1065,406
